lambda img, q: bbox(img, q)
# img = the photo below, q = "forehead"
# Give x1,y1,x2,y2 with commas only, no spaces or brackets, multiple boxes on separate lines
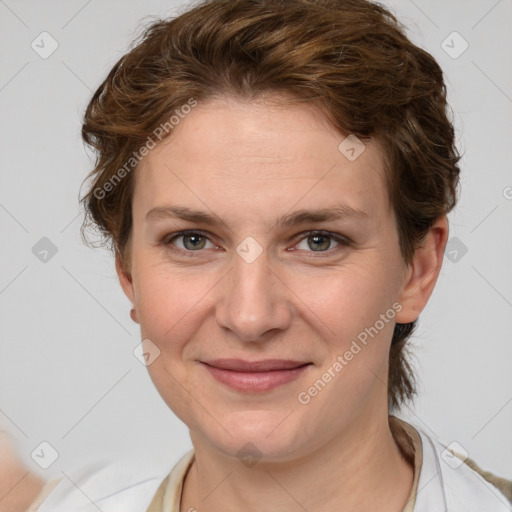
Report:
134,95,391,225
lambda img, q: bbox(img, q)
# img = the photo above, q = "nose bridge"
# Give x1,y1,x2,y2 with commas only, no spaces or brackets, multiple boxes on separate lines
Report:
215,241,292,341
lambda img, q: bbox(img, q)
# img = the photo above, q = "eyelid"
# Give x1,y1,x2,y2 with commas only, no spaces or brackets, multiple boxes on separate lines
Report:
162,229,352,254
291,229,352,247
162,229,219,251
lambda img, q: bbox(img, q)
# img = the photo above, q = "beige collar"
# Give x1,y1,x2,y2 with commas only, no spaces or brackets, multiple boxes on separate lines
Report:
151,415,423,512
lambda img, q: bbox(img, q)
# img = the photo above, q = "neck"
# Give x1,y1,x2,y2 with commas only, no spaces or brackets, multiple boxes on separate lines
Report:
180,413,414,512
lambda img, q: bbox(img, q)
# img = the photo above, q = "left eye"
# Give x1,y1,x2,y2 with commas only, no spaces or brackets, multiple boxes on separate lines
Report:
294,231,348,252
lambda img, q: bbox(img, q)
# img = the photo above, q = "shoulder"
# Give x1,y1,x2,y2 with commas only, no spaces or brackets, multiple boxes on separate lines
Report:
29,458,172,512
415,426,512,511
462,455,512,503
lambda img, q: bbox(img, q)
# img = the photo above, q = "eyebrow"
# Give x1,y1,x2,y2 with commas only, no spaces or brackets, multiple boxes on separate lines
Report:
145,204,368,229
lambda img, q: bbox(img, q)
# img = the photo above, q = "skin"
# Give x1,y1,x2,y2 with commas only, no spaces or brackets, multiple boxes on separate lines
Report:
116,94,448,512
0,431,45,512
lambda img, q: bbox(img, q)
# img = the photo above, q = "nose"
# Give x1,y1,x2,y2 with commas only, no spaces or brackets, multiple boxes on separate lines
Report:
214,246,293,342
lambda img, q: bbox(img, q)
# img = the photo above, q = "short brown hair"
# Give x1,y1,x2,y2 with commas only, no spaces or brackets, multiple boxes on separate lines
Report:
80,0,461,410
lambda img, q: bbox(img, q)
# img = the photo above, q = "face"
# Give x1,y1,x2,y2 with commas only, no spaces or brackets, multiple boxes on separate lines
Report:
117,94,442,462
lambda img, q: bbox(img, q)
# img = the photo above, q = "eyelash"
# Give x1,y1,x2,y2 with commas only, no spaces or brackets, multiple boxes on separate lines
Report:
161,229,352,257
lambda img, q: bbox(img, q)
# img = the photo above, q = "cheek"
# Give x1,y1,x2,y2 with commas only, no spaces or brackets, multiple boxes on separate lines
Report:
134,265,212,417
134,263,211,345
297,260,398,339
295,260,401,399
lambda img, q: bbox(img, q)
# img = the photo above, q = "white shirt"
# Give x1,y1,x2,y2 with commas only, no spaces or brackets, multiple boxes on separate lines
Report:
30,417,512,512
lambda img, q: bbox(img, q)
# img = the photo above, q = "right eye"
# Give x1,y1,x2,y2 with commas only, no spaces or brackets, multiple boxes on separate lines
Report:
162,230,218,253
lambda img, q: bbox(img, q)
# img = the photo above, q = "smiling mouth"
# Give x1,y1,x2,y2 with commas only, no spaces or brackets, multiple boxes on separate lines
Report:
200,359,312,392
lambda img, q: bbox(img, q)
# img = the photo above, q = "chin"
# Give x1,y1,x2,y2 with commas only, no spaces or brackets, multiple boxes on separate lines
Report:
198,408,309,463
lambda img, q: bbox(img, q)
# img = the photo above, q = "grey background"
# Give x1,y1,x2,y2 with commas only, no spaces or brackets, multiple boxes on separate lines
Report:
0,0,511,482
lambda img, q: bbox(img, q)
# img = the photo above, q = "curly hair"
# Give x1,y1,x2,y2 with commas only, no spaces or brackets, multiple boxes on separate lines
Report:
80,0,461,411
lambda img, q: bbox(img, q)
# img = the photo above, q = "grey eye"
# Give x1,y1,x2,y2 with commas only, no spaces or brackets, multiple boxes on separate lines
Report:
296,233,339,252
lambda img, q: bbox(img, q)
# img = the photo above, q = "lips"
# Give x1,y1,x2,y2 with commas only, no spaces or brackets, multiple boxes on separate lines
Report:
203,359,309,372
201,359,312,392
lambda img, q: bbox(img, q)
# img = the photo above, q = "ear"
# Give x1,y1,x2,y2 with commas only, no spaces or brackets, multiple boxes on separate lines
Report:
115,250,135,305
395,215,449,324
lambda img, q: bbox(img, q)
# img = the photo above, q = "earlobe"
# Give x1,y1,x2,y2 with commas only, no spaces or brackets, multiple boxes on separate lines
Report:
129,307,139,323
395,216,449,324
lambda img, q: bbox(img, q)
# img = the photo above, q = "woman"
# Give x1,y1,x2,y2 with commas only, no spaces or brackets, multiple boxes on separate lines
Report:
21,0,511,510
